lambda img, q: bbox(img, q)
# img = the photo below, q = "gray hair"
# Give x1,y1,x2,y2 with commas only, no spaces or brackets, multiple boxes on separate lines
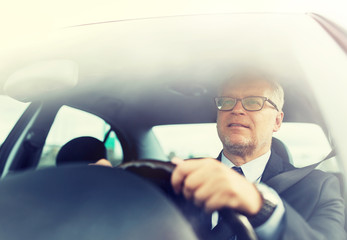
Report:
219,70,284,111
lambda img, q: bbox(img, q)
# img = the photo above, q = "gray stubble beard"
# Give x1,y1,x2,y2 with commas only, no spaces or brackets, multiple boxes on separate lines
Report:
221,135,256,158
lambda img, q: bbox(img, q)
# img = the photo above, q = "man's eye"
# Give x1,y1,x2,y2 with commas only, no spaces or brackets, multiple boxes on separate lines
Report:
250,100,260,105
245,98,262,107
223,100,235,107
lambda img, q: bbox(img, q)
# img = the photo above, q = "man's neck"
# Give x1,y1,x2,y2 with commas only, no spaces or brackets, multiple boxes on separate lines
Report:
223,147,270,166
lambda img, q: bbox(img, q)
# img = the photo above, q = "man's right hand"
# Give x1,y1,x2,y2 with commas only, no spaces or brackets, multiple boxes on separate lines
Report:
171,157,263,216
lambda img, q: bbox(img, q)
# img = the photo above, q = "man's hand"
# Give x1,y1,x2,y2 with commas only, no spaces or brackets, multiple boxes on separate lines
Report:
171,158,262,215
91,159,113,167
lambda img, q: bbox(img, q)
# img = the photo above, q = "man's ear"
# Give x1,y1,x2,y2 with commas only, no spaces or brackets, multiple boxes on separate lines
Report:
273,111,284,132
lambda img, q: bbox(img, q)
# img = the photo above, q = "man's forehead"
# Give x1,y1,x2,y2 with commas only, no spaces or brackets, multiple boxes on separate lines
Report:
220,78,272,96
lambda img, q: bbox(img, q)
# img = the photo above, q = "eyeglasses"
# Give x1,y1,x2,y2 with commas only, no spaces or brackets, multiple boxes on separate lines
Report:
215,96,279,112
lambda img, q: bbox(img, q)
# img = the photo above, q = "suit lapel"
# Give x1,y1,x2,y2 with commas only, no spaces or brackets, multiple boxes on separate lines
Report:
261,151,284,183
216,151,222,161
261,151,295,183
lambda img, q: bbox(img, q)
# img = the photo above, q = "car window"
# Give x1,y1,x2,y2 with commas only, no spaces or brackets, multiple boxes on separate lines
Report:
272,123,336,170
152,123,339,172
38,105,123,168
0,95,29,145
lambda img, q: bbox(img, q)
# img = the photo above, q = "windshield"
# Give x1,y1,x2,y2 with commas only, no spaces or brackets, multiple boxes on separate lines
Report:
0,96,29,145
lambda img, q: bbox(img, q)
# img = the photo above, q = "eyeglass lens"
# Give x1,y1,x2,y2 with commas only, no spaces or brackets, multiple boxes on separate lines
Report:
217,97,264,111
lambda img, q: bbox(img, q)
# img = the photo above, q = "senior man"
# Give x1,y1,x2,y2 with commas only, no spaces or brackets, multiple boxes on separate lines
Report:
95,71,345,239
171,72,345,240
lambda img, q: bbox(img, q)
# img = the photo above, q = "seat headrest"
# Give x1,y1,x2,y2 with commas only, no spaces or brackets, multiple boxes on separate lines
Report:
56,136,107,166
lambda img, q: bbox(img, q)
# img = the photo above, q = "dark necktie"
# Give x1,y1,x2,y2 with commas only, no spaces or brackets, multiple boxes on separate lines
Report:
232,166,244,176
212,166,245,240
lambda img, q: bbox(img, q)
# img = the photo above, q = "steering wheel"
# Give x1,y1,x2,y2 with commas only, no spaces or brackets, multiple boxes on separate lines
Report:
0,164,203,240
119,159,258,240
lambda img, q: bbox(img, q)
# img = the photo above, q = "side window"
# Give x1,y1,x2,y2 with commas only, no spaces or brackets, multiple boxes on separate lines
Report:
273,123,339,171
38,105,123,168
0,96,29,145
152,123,339,172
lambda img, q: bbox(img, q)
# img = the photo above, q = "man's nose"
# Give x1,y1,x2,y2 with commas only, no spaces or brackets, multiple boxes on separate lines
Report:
231,100,246,114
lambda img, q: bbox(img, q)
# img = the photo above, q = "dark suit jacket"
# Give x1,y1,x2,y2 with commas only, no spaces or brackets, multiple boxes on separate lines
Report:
215,151,346,240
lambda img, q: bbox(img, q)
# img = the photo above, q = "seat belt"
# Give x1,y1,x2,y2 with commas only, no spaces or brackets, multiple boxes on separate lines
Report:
265,149,336,194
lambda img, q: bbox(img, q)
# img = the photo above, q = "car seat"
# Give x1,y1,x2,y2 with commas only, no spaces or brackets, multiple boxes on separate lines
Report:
56,136,107,166
271,137,293,164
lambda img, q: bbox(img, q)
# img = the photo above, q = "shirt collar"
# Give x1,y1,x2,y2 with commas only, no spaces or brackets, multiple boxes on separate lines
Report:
221,150,271,183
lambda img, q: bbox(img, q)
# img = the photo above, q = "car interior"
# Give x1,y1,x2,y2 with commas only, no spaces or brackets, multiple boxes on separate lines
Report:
0,13,346,239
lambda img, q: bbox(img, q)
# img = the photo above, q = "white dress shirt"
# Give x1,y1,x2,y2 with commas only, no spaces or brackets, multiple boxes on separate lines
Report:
221,151,270,183
212,151,285,240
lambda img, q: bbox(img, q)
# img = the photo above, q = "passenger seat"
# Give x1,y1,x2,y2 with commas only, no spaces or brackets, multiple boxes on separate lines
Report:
56,136,107,166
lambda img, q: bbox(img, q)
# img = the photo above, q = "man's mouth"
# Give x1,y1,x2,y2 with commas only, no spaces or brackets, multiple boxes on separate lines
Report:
227,123,249,128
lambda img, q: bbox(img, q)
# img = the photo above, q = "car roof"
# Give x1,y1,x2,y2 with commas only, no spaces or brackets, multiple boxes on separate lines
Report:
0,13,338,130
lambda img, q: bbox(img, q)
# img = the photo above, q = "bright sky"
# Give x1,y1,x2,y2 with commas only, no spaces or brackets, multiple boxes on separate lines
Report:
1,0,347,53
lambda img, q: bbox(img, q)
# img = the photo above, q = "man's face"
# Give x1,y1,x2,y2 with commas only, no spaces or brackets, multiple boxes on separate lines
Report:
216,80,283,158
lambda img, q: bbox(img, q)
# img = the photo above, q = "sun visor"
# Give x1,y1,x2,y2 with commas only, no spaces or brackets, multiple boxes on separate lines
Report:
3,60,78,102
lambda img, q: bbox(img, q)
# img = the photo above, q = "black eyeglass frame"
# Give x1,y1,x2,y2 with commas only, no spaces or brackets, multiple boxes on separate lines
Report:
214,96,279,112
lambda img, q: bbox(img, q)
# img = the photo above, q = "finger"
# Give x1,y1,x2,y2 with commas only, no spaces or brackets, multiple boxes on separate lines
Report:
183,186,194,200
193,184,211,207
182,167,209,201
192,177,220,207
171,163,187,194
202,178,261,214
171,159,206,194
90,159,113,167
203,191,237,213
171,157,184,165
171,158,219,194
192,171,233,207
